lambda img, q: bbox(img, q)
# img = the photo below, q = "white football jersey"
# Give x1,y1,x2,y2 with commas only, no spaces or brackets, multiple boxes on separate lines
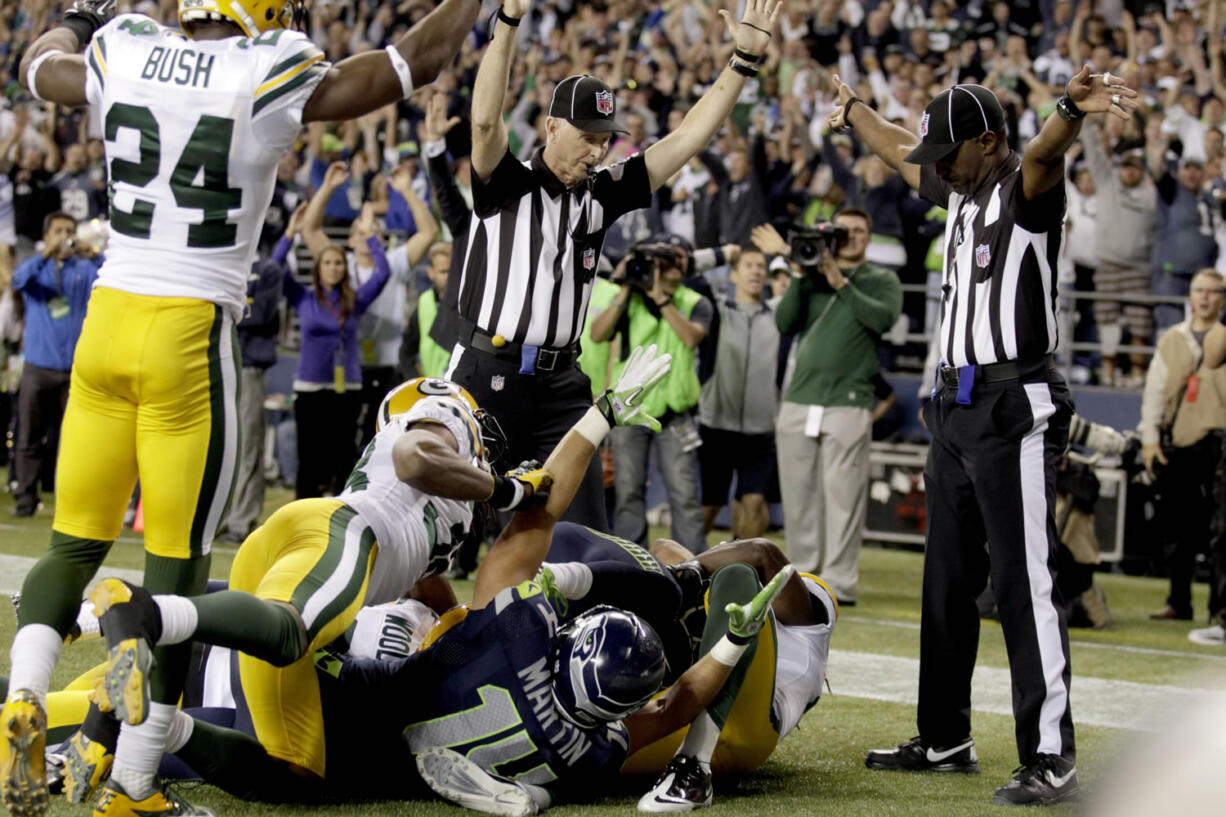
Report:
339,399,479,605
772,575,836,740
83,14,330,319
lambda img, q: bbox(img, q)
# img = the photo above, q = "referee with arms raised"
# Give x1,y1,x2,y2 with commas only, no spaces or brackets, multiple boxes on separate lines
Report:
450,0,781,528
828,69,1138,805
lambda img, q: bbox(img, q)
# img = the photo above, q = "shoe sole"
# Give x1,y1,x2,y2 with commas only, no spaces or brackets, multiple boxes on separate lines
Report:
90,580,153,726
416,747,537,817
637,793,713,812
62,732,112,805
991,786,1080,806
0,692,49,817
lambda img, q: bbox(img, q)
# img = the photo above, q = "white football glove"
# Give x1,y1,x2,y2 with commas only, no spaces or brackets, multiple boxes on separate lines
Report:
596,344,672,432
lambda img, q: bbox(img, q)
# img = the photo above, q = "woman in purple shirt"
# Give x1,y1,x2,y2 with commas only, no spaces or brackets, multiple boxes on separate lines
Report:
281,204,391,498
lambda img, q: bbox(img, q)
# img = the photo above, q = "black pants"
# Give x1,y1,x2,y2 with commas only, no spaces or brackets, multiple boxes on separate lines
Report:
294,389,362,499
1205,435,1226,624
920,371,1075,765
14,362,70,511
358,365,398,451
449,346,606,530
1156,433,1222,616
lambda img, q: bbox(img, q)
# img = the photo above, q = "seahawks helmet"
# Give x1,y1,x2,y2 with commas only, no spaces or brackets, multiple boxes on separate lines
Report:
552,606,666,728
376,377,506,464
178,0,299,36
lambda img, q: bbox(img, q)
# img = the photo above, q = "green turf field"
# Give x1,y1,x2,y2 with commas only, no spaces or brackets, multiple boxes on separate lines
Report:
0,488,1222,816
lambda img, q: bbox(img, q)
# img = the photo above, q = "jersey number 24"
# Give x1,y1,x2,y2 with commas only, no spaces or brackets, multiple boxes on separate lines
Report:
105,102,242,249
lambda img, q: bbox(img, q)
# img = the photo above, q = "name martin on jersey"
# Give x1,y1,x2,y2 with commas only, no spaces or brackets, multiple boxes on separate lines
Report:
517,657,596,767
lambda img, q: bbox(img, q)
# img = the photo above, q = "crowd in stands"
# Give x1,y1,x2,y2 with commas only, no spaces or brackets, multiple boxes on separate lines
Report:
1,0,1225,612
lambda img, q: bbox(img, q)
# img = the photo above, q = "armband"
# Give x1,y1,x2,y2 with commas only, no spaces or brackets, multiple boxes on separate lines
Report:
25,50,62,102
1055,95,1085,123
384,46,414,99
734,48,764,64
728,57,759,78
497,7,521,26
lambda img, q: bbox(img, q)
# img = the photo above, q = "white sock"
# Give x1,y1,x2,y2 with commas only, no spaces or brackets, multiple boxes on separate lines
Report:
75,601,101,639
542,561,593,599
152,595,198,645
677,712,720,770
8,624,63,703
162,710,194,755
112,702,175,798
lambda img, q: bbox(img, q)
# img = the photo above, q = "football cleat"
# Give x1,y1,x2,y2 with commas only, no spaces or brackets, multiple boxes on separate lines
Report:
637,754,713,812
416,747,540,817
93,780,215,817
90,579,162,726
0,690,48,817
62,729,114,804
991,754,1079,806
1188,624,1226,646
865,735,980,773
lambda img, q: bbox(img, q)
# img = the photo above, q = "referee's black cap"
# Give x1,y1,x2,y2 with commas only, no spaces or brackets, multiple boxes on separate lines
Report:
549,75,629,135
905,84,1006,165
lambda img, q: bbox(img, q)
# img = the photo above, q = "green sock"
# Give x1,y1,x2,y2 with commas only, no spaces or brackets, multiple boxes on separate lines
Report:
18,533,110,635
143,553,210,704
695,563,761,729
190,591,307,667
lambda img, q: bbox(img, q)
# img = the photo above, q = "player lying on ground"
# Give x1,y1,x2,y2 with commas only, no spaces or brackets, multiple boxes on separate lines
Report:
68,376,546,804
537,529,837,811
6,0,486,814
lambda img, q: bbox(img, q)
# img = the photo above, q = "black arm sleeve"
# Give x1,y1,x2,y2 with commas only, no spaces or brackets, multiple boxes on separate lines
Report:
426,151,472,237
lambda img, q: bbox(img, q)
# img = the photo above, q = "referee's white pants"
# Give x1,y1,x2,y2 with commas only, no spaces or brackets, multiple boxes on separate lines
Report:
775,402,871,603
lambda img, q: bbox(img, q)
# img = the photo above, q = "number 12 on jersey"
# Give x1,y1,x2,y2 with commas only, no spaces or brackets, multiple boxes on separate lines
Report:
105,102,242,249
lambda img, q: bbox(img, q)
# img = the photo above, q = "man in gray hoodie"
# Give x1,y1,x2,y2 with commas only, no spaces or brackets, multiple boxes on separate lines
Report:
1080,118,1156,385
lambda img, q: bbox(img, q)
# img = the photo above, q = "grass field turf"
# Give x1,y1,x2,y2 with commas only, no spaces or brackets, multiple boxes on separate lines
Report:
0,488,1221,816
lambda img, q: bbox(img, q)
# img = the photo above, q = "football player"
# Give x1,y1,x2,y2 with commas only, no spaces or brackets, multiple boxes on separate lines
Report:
78,377,546,808
5,0,484,815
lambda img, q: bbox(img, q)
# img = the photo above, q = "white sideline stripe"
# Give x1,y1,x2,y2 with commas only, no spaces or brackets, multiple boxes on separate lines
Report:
828,649,1226,732
844,615,1226,662
0,553,145,596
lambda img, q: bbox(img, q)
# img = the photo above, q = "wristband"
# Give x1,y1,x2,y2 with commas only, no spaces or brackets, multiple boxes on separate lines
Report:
728,57,759,78
61,13,100,50
573,403,613,447
384,46,415,99
709,635,749,666
1055,95,1085,123
734,47,764,64
497,7,521,26
488,473,525,510
25,50,62,102
842,96,863,128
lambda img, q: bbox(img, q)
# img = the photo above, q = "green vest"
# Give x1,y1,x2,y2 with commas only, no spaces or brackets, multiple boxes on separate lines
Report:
417,289,451,378
615,286,702,418
579,278,621,396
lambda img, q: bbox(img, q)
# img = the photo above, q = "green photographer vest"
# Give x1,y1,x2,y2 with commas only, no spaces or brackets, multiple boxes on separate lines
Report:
417,289,451,378
614,285,702,419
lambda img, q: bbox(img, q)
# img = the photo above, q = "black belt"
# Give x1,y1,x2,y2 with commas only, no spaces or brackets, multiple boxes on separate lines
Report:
465,325,580,373
938,355,1054,390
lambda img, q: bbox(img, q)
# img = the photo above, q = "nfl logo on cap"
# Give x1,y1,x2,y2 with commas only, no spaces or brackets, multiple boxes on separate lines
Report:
595,90,614,115
582,247,596,270
919,111,930,137
975,243,991,268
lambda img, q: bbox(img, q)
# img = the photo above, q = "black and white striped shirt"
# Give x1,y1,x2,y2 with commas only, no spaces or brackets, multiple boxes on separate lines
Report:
921,154,1064,367
457,148,652,348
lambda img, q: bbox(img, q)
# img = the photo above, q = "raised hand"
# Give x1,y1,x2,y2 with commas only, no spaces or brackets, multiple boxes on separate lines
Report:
718,0,782,60
424,92,461,142
597,344,672,432
751,223,790,256
1066,65,1140,122
501,0,530,22
726,564,796,641
825,73,857,130
285,202,308,239
323,160,351,191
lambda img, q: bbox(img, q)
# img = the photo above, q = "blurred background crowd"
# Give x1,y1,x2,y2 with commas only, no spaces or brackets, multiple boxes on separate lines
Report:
0,0,1224,635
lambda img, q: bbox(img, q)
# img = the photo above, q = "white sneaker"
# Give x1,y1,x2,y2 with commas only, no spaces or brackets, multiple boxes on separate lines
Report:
416,747,541,816
1188,625,1226,646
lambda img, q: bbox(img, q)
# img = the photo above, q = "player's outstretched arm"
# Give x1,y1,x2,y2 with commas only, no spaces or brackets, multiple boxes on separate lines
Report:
303,0,482,123
471,345,672,609
623,565,797,754
468,0,529,180
826,73,921,191
18,0,116,107
643,0,781,191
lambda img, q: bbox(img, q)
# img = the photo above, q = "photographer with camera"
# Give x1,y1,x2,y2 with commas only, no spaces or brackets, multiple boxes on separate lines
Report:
1137,270,1226,623
10,211,102,517
755,209,901,605
590,240,712,551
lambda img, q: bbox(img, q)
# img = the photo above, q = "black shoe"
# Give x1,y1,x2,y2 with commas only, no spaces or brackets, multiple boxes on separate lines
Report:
865,736,979,773
637,754,713,812
991,754,1079,806
10,505,35,519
